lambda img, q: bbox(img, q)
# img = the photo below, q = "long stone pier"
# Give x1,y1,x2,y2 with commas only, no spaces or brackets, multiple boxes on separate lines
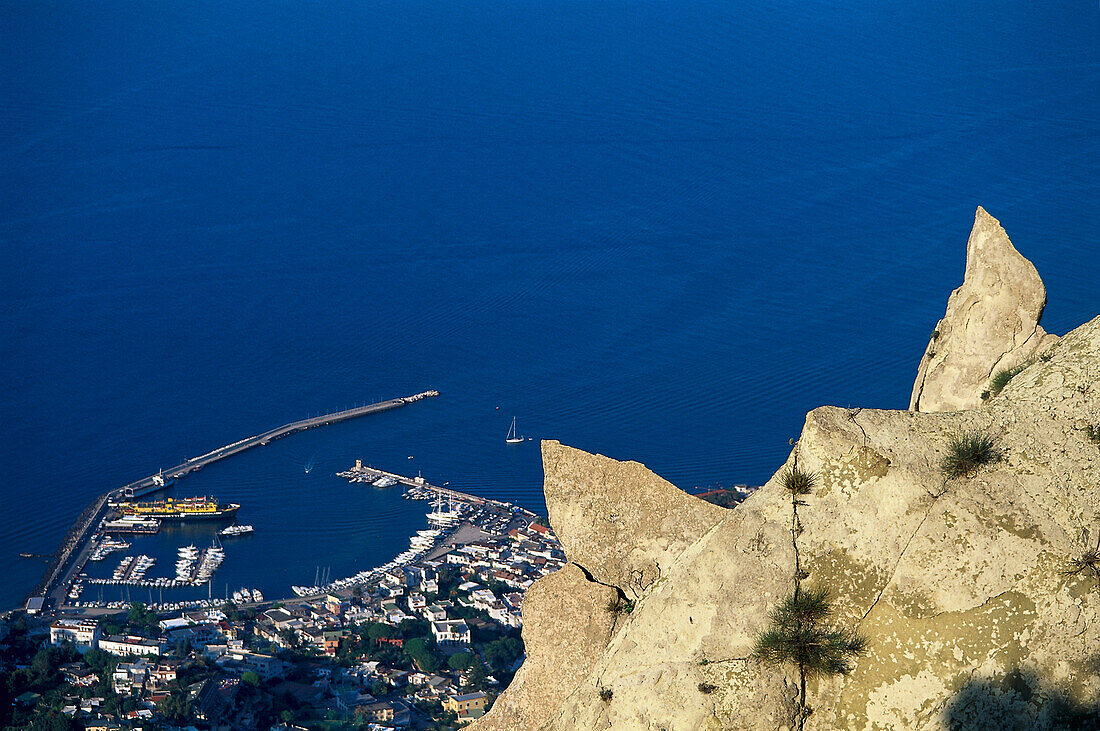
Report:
28,391,439,608
338,462,537,517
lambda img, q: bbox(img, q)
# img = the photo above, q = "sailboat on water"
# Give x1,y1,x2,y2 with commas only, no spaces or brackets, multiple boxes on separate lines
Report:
506,417,524,444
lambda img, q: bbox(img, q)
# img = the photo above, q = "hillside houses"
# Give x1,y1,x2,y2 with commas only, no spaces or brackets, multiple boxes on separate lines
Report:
8,514,562,729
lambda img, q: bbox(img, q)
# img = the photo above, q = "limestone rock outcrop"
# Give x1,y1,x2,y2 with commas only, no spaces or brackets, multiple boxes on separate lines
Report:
472,215,1099,730
471,564,618,731
910,207,1058,413
540,441,728,597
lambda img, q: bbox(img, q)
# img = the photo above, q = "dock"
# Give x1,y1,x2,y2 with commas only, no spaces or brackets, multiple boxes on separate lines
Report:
28,391,439,610
337,462,537,518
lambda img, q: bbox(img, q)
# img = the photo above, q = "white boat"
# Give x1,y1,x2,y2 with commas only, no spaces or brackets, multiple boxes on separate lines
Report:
506,416,523,443
372,476,398,488
219,524,254,537
251,589,263,602
427,496,461,527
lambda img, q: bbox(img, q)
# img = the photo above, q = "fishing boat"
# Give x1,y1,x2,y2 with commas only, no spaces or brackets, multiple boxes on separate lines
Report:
506,416,523,444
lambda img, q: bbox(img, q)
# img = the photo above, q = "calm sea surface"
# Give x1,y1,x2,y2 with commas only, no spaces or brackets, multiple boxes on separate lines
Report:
2,1,1098,610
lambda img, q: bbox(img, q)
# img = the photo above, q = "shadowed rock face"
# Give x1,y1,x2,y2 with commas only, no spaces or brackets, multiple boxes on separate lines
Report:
910,207,1058,413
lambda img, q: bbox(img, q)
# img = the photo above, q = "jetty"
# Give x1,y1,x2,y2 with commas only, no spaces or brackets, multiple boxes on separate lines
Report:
27,391,439,611
337,462,537,518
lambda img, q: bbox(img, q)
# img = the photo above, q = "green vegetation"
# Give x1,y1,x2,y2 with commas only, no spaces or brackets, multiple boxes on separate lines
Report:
447,652,474,672
433,566,463,600
397,617,430,639
782,467,817,496
479,635,523,672
279,626,302,649
783,465,817,589
464,660,491,692
1085,424,1100,447
125,601,160,635
989,364,1026,396
752,587,867,731
697,681,717,694
605,596,635,617
365,621,398,640
404,637,441,673
941,429,1003,479
598,686,613,703
0,618,85,730
156,689,193,726
1063,548,1100,584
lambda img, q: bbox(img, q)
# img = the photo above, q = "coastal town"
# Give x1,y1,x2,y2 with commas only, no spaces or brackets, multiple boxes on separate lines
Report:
1,464,568,730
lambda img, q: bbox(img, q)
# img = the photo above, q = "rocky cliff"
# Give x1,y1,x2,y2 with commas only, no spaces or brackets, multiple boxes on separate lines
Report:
910,207,1058,413
471,211,1099,731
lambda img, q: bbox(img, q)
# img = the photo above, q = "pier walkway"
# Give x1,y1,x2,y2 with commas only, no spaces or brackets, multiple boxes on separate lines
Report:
29,391,439,608
338,463,537,517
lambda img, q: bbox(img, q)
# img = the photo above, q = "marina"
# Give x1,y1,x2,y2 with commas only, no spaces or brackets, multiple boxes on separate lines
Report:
286,466,538,598
28,391,440,613
48,445,531,616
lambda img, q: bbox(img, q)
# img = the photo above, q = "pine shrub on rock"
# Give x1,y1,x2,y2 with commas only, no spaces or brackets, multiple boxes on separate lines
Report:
752,587,867,731
941,430,1002,479
782,467,818,496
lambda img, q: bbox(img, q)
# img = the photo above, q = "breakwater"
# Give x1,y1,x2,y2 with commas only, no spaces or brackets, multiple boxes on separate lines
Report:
28,391,439,608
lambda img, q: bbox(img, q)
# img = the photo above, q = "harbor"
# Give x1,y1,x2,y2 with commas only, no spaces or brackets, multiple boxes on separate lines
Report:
271,463,541,600
27,391,440,613
30,396,551,620
56,460,538,615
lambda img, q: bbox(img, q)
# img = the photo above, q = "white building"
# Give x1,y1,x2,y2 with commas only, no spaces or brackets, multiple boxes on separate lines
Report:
50,619,101,654
421,604,447,622
112,660,150,695
469,589,497,609
431,619,470,647
487,603,522,628
227,649,284,680
99,635,165,657
381,600,408,624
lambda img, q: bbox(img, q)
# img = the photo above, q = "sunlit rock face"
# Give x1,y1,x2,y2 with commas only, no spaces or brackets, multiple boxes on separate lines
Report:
469,563,618,731
910,206,1058,413
473,214,1099,731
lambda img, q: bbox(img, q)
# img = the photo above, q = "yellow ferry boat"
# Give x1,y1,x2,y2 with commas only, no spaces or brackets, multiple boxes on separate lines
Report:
117,496,239,521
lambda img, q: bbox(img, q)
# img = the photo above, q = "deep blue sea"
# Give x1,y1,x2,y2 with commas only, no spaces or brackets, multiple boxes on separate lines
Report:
2,1,1098,611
